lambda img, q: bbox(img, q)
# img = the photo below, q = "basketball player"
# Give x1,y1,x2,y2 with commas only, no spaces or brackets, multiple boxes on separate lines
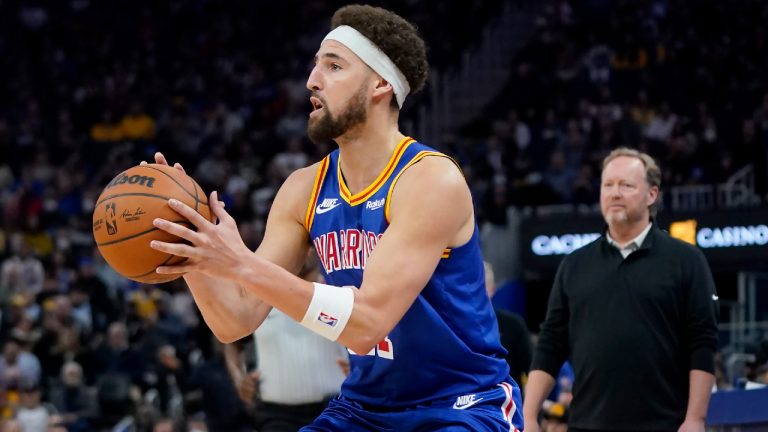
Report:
147,5,523,430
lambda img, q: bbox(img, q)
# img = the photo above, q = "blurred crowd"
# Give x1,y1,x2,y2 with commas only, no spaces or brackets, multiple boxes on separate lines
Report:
456,0,768,224
0,0,766,430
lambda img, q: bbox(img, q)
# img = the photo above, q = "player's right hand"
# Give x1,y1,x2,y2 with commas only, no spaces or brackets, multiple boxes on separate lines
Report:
140,152,186,173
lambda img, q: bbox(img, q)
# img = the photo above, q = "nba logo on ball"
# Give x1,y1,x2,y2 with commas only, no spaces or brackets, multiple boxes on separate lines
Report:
318,312,338,327
105,202,118,235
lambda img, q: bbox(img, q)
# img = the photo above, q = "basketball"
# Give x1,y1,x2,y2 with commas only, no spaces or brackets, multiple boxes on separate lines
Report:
92,164,213,283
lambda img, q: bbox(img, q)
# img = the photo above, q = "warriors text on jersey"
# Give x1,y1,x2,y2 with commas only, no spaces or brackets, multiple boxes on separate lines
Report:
305,137,510,408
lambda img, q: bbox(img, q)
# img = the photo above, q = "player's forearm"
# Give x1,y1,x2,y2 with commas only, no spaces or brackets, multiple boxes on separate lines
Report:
184,271,267,342
523,370,557,420
234,256,391,354
685,370,715,421
234,253,315,323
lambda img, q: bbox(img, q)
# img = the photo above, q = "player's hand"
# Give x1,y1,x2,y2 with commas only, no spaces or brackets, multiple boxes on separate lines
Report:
337,358,350,376
150,190,250,279
678,418,705,432
140,152,186,173
234,370,260,407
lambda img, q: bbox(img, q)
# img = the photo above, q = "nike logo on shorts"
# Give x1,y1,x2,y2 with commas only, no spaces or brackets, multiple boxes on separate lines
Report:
452,394,483,410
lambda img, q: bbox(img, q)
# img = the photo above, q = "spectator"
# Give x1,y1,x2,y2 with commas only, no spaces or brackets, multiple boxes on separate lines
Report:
186,339,253,432
0,239,44,306
47,361,95,432
523,148,719,431
0,336,42,391
14,384,48,432
92,322,146,387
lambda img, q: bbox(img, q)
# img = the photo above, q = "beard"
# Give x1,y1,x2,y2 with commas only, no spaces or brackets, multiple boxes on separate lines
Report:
307,84,368,145
604,209,628,225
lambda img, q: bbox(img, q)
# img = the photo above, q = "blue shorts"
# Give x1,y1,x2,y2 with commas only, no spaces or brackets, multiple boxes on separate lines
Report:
300,380,523,431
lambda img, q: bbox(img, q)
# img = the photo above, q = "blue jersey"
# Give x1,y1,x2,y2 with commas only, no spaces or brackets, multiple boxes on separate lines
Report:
305,137,510,408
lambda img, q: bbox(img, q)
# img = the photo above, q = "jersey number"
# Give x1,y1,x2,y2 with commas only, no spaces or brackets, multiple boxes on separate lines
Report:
348,336,394,360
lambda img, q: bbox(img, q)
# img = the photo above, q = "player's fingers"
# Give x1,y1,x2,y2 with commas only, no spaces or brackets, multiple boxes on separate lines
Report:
210,191,233,224
140,160,147,166
149,240,196,259
173,162,186,173
153,218,203,244
154,152,169,165
167,198,212,229
155,263,193,274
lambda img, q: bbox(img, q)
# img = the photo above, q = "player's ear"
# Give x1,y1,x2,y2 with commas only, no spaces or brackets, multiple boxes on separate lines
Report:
372,76,393,100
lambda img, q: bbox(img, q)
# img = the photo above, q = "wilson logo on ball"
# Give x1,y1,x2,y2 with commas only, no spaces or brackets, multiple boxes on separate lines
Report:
106,173,156,189
105,202,118,235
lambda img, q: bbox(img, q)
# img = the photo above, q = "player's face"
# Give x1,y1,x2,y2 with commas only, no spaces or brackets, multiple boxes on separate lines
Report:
600,156,657,227
306,40,371,144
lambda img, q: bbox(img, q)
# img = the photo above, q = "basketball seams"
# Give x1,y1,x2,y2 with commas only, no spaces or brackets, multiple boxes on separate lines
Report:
95,192,210,208
192,178,200,212
141,164,200,201
127,254,185,278
96,220,194,246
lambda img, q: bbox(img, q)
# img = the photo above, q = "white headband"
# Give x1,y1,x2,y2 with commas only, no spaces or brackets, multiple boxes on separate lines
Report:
323,25,410,108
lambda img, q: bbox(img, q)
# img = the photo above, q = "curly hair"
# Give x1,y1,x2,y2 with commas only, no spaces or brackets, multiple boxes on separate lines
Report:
330,4,429,98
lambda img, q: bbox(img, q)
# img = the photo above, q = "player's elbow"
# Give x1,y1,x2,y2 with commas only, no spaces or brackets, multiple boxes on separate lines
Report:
212,331,240,345
210,326,251,345
343,315,391,355
346,336,379,356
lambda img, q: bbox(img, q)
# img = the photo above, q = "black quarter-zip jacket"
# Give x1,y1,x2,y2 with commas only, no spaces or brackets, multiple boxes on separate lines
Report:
532,224,718,430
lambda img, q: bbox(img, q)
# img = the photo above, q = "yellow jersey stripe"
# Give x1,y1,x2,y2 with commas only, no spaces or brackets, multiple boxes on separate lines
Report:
338,137,414,205
304,156,330,231
383,151,455,223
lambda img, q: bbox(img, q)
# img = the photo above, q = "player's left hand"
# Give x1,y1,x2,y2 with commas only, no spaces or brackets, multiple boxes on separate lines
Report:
150,191,252,279
678,418,705,432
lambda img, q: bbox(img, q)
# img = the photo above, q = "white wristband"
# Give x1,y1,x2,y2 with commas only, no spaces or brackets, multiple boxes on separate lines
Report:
300,282,355,341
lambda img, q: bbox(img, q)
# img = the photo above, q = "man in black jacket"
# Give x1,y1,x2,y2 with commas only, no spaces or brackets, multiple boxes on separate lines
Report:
523,148,719,432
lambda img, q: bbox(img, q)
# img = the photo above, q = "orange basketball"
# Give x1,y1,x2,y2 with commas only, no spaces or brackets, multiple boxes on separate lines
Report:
92,164,213,283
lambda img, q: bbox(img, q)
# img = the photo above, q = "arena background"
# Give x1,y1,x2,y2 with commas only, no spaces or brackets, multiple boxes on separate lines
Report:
0,0,766,430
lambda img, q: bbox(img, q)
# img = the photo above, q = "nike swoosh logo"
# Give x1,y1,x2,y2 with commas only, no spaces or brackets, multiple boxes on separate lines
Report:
316,202,342,214
452,397,483,410
712,294,719,301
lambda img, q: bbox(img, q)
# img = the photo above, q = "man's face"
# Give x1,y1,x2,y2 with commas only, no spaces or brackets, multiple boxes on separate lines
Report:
306,40,371,144
600,156,657,227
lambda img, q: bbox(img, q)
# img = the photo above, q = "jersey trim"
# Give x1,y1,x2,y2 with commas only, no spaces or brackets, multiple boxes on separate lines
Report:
338,137,415,206
384,150,461,260
304,156,331,231
383,150,459,222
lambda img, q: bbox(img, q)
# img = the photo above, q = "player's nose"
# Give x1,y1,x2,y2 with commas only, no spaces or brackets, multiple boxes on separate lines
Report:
306,66,322,91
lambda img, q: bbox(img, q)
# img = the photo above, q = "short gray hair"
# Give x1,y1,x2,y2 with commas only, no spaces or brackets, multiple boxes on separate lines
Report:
602,147,662,217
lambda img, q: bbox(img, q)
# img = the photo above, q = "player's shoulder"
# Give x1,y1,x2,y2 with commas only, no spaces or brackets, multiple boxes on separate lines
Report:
272,160,327,217
397,152,464,188
384,149,471,228
282,160,326,193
